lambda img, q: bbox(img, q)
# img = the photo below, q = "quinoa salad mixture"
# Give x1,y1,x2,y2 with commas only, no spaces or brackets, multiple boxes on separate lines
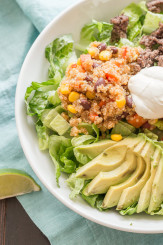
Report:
25,0,163,215
58,44,142,136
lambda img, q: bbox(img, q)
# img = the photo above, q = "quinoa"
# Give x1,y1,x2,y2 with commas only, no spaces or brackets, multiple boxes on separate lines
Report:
58,43,142,136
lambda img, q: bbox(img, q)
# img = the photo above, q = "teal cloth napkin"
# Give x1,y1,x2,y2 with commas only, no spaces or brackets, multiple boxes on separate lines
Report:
1,0,163,244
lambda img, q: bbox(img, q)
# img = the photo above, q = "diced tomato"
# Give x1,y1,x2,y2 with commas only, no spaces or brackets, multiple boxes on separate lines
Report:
122,47,128,59
99,101,106,107
70,64,77,68
80,54,92,71
106,73,119,82
90,113,98,122
114,61,121,67
127,114,147,128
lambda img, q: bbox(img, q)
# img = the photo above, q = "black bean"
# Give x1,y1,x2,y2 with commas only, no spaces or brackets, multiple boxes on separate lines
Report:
126,95,133,108
80,99,91,110
93,62,101,68
142,122,151,130
85,75,93,82
110,46,118,54
97,43,107,52
94,78,106,92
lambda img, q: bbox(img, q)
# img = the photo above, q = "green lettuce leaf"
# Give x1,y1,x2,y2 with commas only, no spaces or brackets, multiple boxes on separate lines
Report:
128,21,142,41
119,203,137,215
76,20,113,52
143,11,163,34
82,193,98,208
138,1,148,12
45,34,77,83
36,122,49,150
25,80,56,116
111,121,136,136
118,38,134,47
150,204,163,215
48,91,61,106
121,3,144,29
49,135,78,185
143,129,158,141
67,174,85,199
71,135,95,147
155,120,163,130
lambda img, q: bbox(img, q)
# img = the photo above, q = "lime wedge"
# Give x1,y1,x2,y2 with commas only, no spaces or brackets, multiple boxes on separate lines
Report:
0,169,40,199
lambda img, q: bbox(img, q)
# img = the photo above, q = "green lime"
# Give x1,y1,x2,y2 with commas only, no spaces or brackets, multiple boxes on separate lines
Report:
0,169,40,199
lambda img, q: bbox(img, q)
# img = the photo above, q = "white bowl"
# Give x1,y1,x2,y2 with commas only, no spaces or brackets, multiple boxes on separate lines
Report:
15,0,163,233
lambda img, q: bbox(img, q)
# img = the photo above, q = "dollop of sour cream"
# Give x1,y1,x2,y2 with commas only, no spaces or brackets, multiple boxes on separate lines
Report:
128,66,163,119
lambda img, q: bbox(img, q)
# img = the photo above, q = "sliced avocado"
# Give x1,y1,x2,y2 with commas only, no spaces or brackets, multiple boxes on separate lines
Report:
75,135,142,180
133,135,147,154
50,114,70,135
75,140,116,160
102,155,145,209
84,149,136,195
117,141,155,210
137,146,161,213
148,153,163,213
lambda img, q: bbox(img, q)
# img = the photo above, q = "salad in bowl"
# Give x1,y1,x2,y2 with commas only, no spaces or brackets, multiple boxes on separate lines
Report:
25,0,163,216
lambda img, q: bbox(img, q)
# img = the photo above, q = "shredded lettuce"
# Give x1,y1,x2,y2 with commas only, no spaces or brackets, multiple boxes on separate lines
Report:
36,122,49,150
71,135,95,147
128,21,142,41
143,129,158,141
76,20,113,52
111,121,136,136
45,34,77,84
118,38,134,47
121,3,144,29
67,174,85,199
143,11,163,34
49,135,78,185
25,80,57,116
48,91,61,106
155,120,163,131
119,203,137,215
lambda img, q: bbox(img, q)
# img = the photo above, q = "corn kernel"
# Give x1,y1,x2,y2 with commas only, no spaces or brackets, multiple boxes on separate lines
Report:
88,47,98,58
99,50,112,61
68,91,80,102
77,58,81,66
67,105,77,114
111,134,122,141
86,91,95,100
116,97,126,109
60,85,71,95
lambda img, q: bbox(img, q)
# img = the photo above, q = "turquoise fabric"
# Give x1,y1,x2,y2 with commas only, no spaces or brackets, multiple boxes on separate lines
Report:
0,0,163,244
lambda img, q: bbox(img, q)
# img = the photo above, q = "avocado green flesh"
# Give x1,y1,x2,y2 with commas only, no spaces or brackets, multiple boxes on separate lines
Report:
75,145,127,179
102,155,145,209
117,157,148,210
85,149,136,195
137,147,161,213
117,141,155,210
75,140,116,160
50,114,70,135
148,155,163,213
75,136,142,180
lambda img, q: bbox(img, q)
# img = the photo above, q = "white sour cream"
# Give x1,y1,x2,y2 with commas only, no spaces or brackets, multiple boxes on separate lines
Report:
128,66,163,119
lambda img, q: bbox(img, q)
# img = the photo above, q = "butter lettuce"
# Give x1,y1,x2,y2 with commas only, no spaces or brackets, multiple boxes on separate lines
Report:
76,20,113,52
45,34,77,83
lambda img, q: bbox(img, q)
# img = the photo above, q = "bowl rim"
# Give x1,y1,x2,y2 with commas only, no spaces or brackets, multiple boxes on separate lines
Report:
15,0,163,234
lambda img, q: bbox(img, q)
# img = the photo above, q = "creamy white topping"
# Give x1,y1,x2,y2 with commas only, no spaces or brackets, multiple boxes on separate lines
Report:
128,66,163,119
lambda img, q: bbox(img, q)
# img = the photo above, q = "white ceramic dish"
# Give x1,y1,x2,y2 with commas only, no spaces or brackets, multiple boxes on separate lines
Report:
15,0,163,233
